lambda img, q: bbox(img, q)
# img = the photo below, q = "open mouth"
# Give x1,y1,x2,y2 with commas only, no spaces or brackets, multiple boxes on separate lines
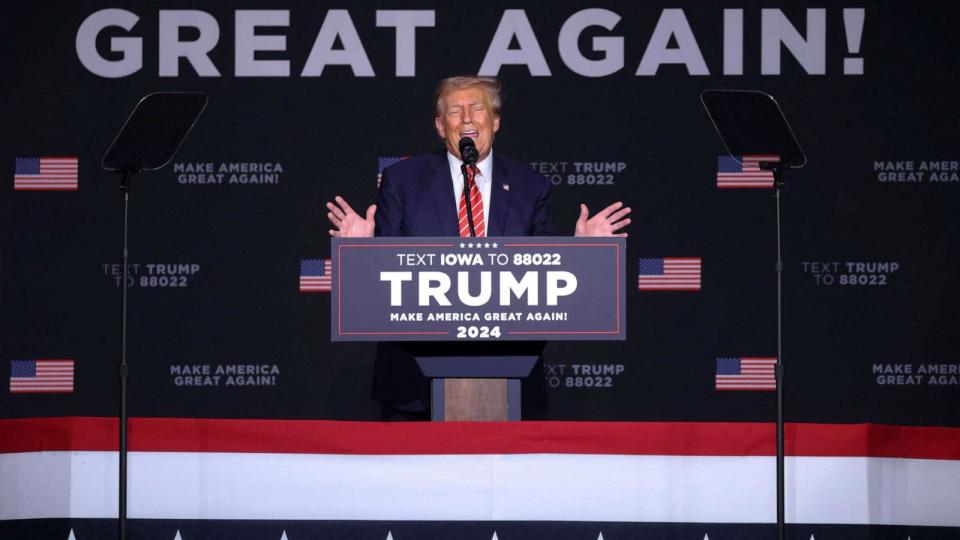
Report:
460,130,479,139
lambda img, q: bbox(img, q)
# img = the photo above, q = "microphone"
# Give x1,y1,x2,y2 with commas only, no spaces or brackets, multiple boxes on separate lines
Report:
459,136,479,166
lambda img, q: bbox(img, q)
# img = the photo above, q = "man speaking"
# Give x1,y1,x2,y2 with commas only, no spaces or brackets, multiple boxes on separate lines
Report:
326,76,630,419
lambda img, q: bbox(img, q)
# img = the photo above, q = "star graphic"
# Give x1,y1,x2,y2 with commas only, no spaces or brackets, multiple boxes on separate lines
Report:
492,243,498,248
468,242,474,248
459,243,465,248
484,242,490,248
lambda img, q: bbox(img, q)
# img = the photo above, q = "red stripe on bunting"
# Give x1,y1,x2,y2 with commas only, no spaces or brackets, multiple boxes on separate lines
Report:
0,417,958,459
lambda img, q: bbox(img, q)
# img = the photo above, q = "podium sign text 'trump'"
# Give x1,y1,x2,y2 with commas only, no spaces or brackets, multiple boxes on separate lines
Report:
331,237,626,341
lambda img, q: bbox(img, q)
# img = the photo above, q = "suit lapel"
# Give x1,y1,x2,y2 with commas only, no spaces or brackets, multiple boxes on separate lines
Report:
487,154,513,237
427,152,460,236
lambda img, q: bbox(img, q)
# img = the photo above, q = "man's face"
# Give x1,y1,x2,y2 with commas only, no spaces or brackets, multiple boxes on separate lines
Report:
434,86,500,162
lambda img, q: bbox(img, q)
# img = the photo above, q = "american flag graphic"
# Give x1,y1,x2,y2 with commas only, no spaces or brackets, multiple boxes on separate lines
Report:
637,257,701,291
715,357,777,391
377,156,407,187
9,359,75,393
300,259,332,292
716,154,778,188
14,156,79,190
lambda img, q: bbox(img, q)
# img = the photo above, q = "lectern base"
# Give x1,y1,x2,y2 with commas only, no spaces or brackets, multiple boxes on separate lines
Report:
416,356,538,422
432,378,521,421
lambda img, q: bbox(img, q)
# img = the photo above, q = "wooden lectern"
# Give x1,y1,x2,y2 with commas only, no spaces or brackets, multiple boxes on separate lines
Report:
416,355,538,421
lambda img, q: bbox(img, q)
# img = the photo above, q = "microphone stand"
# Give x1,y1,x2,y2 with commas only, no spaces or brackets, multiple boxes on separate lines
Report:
461,163,477,237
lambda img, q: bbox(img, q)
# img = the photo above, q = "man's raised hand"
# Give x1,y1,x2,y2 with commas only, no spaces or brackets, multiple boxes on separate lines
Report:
574,201,631,237
326,196,376,238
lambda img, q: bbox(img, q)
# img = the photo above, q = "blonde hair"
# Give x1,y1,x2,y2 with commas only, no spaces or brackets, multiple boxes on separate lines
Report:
434,76,502,117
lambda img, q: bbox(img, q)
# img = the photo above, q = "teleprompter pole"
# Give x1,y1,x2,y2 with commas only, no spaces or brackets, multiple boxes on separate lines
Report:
701,89,805,540
118,168,138,540
101,92,207,540
764,162,786,540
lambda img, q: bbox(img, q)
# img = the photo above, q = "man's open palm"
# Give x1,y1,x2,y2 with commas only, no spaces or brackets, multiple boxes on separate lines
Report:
327,196,376,238
574,201,631,237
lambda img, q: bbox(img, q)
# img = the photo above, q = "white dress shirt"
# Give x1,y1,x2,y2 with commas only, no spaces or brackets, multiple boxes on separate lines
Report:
446,150,492,228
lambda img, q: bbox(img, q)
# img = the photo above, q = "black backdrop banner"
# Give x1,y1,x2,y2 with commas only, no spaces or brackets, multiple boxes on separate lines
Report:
2,1,959,538
3,0,957,423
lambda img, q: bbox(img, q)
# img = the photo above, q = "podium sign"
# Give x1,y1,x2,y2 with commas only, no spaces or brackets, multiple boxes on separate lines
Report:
331,237,625,342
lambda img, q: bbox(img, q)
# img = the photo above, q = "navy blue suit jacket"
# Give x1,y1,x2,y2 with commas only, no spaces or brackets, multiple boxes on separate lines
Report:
374,151,555,237
371,151,554,411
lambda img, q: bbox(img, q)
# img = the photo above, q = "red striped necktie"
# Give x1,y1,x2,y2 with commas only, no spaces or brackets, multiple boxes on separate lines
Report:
458,165,485,237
